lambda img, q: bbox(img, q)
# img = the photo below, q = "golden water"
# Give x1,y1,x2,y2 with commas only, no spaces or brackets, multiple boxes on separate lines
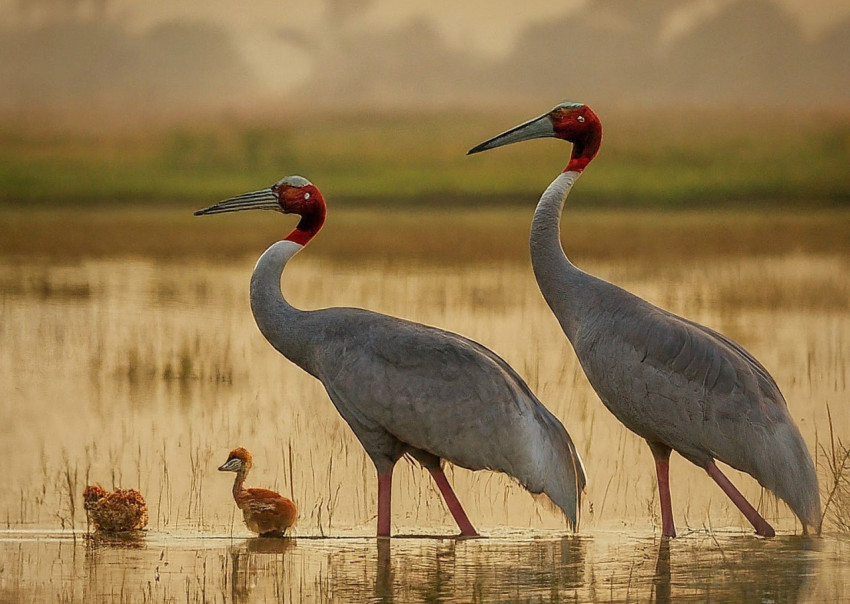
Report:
1,221,848,601
1,531,844,602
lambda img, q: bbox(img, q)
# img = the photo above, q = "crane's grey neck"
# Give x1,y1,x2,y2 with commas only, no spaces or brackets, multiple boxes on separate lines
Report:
530,170,581,272
250,240,311,366
530,170,585,341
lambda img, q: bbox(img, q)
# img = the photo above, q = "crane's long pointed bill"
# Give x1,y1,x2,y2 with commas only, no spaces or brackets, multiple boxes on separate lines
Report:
194,188,279,216
467,113,555,155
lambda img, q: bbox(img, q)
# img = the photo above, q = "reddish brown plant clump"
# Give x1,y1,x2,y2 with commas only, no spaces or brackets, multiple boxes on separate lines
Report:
83,484,149,533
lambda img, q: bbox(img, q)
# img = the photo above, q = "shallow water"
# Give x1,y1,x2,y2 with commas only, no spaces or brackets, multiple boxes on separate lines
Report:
1,211,849,601
0,529,846,602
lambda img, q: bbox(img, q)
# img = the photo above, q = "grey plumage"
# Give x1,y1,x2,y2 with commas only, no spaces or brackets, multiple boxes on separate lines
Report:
566,265,820,528
470,104,820,536
196,177,586,536
254,241,585,525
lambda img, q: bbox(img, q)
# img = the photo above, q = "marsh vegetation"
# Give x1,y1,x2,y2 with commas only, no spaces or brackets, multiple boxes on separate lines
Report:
1,204,848,600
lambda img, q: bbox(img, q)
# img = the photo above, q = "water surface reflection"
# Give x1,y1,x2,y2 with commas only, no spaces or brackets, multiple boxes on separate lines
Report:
2,530,844,602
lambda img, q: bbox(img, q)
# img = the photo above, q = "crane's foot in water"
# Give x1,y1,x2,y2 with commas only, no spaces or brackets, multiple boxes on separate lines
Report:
755,524,776,538
705,461,775,538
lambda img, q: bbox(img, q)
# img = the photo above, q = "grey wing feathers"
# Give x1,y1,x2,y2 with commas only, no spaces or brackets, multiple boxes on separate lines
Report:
576,287,792,462
649,309,819,525
581,291,819,526
613,300,786,420
310,308,586,526
677,314,786,406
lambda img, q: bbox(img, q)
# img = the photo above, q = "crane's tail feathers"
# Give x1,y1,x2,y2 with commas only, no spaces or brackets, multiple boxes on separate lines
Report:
726,421,821,532
531,455,586,531
766,423,822,531
528,414,587,531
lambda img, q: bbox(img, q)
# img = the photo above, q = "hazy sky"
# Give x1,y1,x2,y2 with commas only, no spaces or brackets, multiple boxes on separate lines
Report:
3,0,848,95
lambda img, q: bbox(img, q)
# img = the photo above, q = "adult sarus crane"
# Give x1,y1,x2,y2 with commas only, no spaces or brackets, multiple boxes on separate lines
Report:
468,102,820,538
195,176,585,537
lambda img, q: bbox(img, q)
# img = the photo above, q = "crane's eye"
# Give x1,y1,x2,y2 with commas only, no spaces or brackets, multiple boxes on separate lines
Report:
304,192,311,200
577,115,585,123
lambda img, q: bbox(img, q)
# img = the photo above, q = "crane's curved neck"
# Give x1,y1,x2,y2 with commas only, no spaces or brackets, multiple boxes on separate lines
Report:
530,170,586,341
250,239,312,366
250,193,326,371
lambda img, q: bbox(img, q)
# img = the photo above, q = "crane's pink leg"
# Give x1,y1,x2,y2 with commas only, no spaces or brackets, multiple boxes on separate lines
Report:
377,469,393,537
427,467,479,537
705,461,775,537
650,444,676,538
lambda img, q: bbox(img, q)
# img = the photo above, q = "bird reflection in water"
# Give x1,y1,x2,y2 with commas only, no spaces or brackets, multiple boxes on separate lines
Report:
649,534,815,603
375,538,392,603
652,539,671,604
213,533,819,602
228,539,295,604
372,536,587,602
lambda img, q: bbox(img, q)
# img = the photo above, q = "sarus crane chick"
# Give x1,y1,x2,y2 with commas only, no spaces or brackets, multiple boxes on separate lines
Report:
196,176,586,537
83,484,148,533
218,447,297,537
469,102,820,537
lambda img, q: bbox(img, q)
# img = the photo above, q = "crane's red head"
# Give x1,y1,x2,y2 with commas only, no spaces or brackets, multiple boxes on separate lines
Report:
218,447,253,472
468,102,602,172
194,176,327,246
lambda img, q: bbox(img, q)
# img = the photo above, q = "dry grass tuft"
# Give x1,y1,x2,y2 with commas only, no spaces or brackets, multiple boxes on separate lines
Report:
819,407,850,533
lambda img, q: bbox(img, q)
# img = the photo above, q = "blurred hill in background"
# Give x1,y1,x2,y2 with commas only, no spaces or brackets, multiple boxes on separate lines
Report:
1,0,848,121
